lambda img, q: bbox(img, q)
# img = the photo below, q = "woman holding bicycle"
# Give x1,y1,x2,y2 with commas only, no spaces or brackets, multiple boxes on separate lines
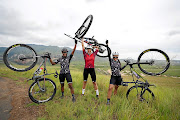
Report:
81,38,99,98
49,40,77,102
106,40,127,105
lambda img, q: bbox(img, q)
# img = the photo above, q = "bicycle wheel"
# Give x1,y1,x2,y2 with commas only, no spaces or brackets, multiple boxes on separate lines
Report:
75,15,93,39
126,86,155,103
3,44,38,72
29,78,56,103
97,44,111,58
137,49,170,75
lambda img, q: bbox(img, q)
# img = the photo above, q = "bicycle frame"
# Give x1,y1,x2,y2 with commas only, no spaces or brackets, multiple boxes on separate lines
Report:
123,62,155,87
27,55,58,91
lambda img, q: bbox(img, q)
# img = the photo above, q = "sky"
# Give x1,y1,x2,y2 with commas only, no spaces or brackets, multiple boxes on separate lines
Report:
0,0,180,59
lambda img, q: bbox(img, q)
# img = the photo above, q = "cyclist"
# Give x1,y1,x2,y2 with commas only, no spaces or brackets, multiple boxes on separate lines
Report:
81,38,99,98
48,40,77,102
106,40,128,105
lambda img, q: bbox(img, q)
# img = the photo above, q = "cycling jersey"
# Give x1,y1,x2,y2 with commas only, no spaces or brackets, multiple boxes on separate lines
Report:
83,49,98,68
110,59,121,76
55,54,73,74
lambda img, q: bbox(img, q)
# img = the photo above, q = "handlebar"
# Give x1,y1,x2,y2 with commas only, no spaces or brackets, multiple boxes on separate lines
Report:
124,59,152,65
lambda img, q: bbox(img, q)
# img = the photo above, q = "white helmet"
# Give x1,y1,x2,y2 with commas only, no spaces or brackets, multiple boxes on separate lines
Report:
112,52,119,56
86,45,93,49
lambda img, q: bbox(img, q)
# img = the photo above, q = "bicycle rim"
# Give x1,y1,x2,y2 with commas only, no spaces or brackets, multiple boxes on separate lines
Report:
3,44,37,72
75,15,93,39
29,78,56,103
97,44,111,58
126,86,155,103
138,49,170,75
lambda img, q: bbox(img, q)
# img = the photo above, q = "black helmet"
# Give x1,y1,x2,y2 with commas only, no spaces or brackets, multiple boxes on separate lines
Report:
61,48,68,53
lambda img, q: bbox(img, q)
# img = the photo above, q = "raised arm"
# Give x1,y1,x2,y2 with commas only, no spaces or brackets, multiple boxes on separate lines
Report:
81,38,85,50
93,46,99,51
71,40,77,55
106,40,111,66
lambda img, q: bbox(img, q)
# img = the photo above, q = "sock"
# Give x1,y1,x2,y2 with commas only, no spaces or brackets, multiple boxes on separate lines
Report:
95,89,99,95
82,89,85,95
62,92,64,96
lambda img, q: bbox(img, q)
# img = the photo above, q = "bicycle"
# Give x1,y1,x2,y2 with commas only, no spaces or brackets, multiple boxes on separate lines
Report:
64,14,111,58
3,44,57,103
121,49,170,103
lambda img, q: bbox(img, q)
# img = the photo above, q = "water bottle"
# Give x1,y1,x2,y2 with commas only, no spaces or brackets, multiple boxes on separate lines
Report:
132,71,140,79
36,68,43,75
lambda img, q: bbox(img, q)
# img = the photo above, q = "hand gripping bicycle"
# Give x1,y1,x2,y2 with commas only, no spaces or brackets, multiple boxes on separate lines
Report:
64,14,111,57
3,44,57,103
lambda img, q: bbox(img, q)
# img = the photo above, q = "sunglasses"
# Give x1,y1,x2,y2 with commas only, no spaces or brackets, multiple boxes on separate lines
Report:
62,52,67,53
113,57,118,58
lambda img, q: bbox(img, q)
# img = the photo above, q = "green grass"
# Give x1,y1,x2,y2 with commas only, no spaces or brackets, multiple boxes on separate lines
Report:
0,63,180,120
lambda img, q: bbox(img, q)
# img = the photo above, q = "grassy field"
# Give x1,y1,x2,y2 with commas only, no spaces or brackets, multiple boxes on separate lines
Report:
0,63,180,120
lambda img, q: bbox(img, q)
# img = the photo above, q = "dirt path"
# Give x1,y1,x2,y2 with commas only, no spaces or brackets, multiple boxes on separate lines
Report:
0,77,45,120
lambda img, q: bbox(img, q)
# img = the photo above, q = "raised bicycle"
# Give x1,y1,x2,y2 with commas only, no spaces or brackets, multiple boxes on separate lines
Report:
64,14,111,58
3,44,57,103
121,49,170,102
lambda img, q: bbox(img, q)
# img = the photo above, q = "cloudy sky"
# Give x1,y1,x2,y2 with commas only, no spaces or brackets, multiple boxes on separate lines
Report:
0,0,180,59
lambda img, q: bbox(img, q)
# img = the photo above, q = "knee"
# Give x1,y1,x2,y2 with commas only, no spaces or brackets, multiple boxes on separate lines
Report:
115,86,119,90
93,82,96,85
68,84,73,89
61,83,64,87
108,86,114,91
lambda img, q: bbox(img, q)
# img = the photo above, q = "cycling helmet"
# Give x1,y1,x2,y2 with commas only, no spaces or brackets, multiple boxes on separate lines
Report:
112,52,119,56
61,48,68,52
86,45,93,49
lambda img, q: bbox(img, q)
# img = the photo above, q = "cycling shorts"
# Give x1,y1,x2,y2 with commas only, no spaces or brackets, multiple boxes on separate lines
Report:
59,73,72,84
110,75,122,86
83,68,96,82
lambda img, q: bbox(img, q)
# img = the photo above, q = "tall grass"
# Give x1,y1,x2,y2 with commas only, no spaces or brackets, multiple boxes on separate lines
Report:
0,63,179,120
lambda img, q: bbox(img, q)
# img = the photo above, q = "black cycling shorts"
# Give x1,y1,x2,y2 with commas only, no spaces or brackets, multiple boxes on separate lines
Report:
83,68,96,82
110,75,122,86
59,73,72,84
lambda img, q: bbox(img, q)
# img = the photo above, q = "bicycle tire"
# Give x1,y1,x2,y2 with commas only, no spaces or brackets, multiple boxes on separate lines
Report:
97,44,111,58
3,44,38,72
137,49,170,75
75,15,93,39
126,86,155,103
29,78,56,103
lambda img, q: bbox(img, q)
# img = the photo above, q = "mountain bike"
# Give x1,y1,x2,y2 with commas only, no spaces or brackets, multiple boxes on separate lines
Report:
3,44,57,103
64,14,111,57
121,49,170,102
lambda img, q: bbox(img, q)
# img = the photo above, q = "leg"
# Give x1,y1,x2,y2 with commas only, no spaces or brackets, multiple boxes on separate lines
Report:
61,83,65,93
90,68,99,97
107,84,114,99
114,76,122,95
68,83,74,94
82,69,89,95
114,85,119,95
107,76,116,105
66,73,76,102
66,73,74,94
59,74,65,98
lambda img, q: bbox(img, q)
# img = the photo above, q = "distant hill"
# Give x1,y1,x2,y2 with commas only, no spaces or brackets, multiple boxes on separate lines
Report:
0,44,108,63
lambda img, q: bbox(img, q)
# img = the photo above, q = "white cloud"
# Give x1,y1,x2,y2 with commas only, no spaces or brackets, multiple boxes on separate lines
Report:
0,0,180,59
